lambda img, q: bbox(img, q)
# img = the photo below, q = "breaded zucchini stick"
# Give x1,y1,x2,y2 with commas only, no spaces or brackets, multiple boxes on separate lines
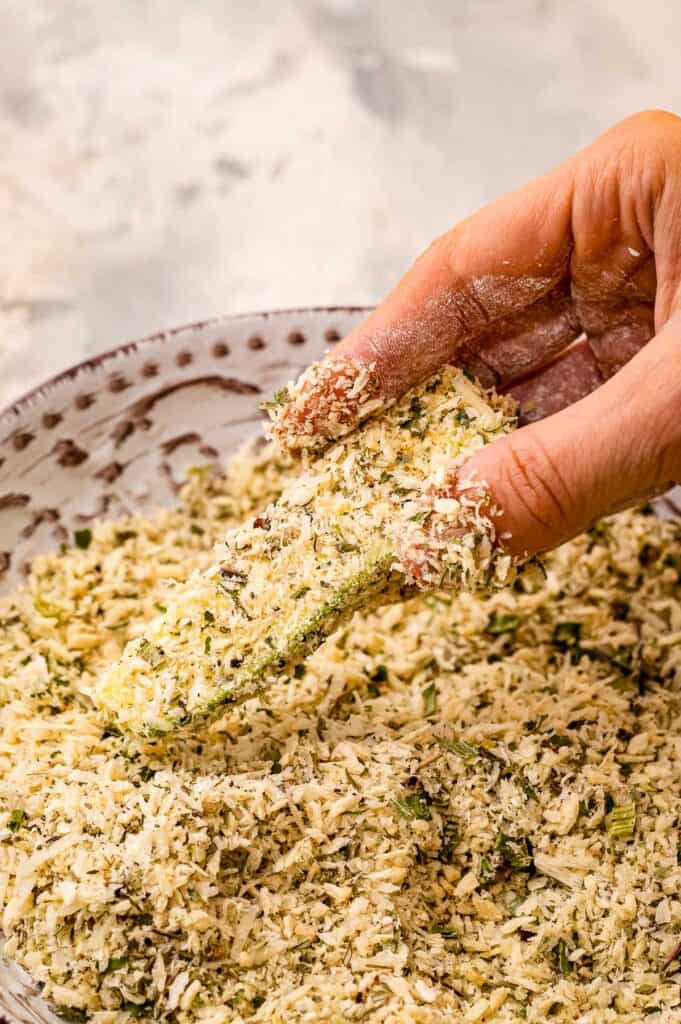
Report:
96,366,516,737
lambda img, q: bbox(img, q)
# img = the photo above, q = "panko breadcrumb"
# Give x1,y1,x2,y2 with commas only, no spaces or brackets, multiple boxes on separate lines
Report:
1,446,681,1023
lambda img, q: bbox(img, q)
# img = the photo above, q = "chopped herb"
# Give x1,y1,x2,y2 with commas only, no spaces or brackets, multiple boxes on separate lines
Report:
56,1010,89,1023
486,612,520,635
552,939,572,975
480,855,495,881
400,397,426,434
438,821,459,863
496,832,533,870
204,636,212,655
552,622,582,647
422,682,437,717
218,567,252,619
120,1001,155,1019
74,528,92,550
605,800,636,840
546,734,572,749
293,663,306,679
101,955,129,975
204,609,215,624
251,993,266,1009
393,791,432,821
137,639,164,669
514,770,539,802
8,808,26,833
437,736,480,760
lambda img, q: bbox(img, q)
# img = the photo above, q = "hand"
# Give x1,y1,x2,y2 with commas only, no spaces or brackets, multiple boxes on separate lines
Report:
277,110,681,557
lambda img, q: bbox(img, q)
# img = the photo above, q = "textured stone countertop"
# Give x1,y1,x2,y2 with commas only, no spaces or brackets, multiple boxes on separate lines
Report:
1,0,681,407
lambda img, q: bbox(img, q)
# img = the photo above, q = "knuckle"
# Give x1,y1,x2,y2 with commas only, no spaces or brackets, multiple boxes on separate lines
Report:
498,434,574,534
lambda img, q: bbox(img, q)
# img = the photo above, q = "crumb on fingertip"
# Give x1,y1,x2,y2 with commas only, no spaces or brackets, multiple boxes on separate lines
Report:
265,356,385,452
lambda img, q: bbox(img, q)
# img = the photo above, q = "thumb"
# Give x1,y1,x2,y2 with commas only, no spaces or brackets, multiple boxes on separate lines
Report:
462,317,681,558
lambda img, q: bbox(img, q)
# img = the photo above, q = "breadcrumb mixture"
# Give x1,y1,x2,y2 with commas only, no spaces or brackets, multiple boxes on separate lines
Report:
1,448,681,1023
98,368,516,738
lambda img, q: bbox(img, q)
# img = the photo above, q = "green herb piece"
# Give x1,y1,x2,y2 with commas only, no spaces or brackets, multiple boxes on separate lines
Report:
137,639,164,669
217,567,252,619
204,636,212,655
293,663,306,679
552,622,582,647
227,990,245,1009
251,994,266,1010
486,612,520,635
496,832,533,870
400,397,425,434
204,609,215,624
437,736,480,760
422,682,437,717
438,821,459,863
514,770,539,802
547,734,572,749
120,1001,155,1019
74,528,92,550
7,808,26,833
606,800,636,840
393,791,432,821
480,855,495,881
552,939,572,975
56,1010,88,1023
102,956,129,975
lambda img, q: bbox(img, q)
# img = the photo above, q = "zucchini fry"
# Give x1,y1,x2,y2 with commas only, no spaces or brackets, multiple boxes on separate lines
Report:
96,367,516,737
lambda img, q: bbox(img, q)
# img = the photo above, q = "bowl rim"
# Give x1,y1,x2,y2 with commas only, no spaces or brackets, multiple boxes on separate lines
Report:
0,305,372,420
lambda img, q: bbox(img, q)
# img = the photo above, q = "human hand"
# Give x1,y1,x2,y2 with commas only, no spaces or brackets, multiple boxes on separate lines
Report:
276,110,681,558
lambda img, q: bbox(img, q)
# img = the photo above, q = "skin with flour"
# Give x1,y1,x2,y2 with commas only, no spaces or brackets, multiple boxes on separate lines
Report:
275,110,681,556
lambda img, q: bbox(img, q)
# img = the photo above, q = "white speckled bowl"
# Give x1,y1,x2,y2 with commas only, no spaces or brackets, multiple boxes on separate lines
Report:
0,307,368,1023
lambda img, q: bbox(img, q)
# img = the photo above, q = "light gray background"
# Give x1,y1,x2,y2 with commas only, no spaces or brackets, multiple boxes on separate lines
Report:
1,0,680,406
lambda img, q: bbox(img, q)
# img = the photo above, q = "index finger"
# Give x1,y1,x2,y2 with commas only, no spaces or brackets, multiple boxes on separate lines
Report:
273,165,574,449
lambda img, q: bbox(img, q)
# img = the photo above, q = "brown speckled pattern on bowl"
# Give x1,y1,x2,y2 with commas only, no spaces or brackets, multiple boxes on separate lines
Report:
0,306,679,1021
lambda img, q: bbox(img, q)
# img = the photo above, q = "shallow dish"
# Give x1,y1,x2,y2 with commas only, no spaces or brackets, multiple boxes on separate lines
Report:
0,307,366,1023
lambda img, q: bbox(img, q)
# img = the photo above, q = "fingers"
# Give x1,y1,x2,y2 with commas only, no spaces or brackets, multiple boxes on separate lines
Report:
506,338,604,424
461,314,681,558
274,168,575,448
335,169,574,396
